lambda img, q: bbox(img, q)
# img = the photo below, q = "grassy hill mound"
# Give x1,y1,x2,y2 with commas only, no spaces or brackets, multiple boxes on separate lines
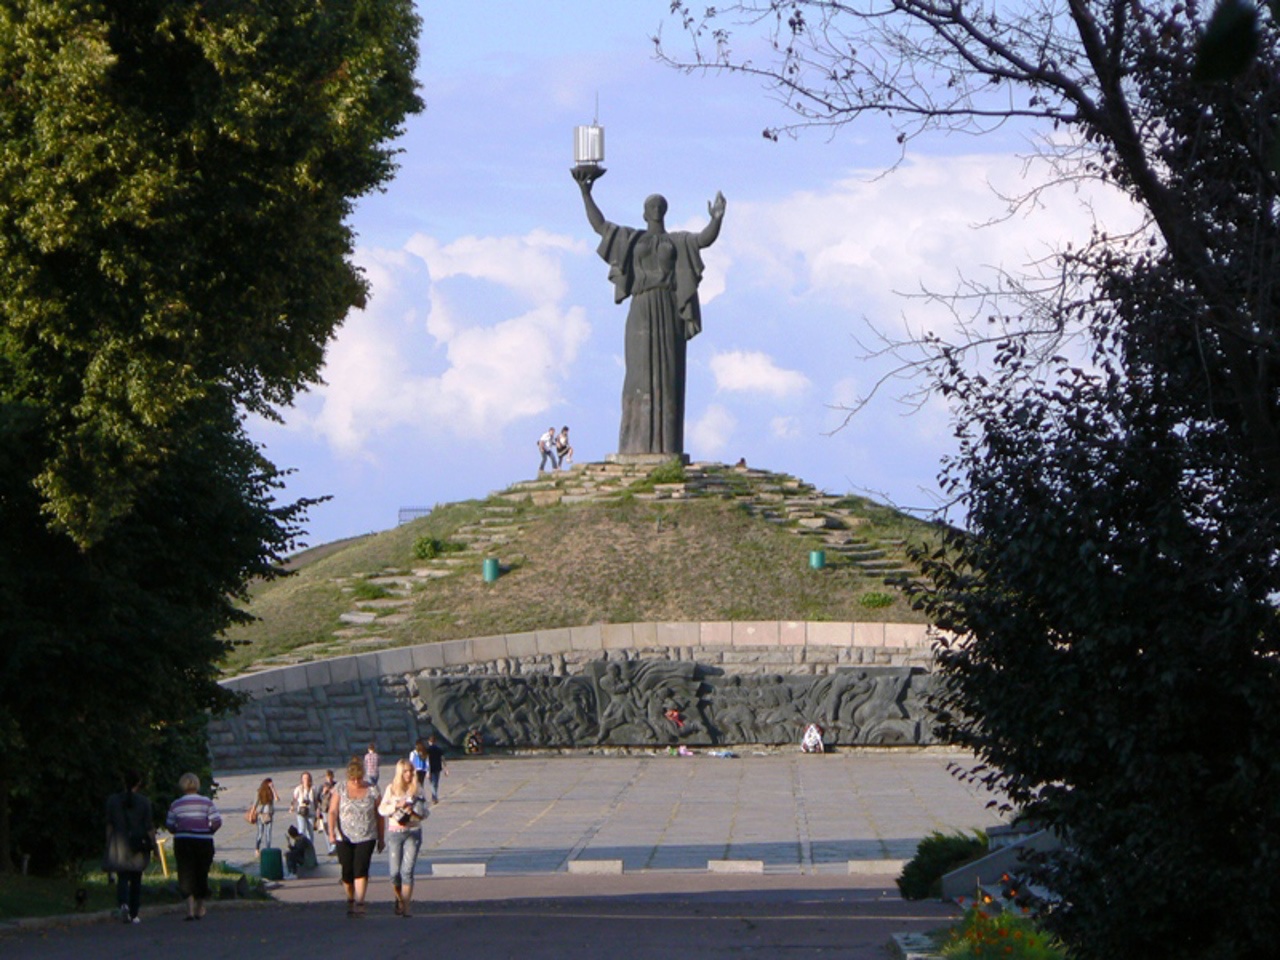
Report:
221,461,942,676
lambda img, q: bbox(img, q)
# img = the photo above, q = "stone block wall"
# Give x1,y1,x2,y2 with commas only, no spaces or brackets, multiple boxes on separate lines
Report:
208,621,940,770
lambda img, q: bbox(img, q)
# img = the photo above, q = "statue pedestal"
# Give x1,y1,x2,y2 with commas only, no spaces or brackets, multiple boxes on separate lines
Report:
605,453,690,467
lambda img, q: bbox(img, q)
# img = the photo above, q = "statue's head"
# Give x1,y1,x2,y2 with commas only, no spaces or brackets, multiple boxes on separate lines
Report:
643,193,668,225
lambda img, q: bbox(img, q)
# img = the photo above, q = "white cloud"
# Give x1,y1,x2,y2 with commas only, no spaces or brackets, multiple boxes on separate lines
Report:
295,232,591,455
719,150,1143,340
405,230,584,306
709,350,811,397
689,404,737,457
771,416,802,439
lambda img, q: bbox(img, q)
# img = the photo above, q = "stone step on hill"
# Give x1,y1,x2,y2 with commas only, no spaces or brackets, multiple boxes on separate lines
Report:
496,460,919,577
238,459,933,673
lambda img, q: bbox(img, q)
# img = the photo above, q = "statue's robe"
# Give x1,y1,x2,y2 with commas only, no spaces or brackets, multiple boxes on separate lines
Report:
597,222,705,455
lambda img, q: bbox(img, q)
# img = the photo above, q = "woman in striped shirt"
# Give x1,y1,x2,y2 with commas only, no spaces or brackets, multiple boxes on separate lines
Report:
165,772,222,921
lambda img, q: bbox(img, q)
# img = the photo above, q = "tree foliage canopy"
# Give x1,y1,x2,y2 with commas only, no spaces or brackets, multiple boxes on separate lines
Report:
0,0,423,544
0,0,421,872
663,2,1280,956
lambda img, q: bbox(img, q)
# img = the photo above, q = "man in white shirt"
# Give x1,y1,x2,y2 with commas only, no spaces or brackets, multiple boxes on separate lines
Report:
537,427,559,472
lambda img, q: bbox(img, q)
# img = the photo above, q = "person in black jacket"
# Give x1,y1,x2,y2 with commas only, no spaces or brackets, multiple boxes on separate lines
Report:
104,769,155,924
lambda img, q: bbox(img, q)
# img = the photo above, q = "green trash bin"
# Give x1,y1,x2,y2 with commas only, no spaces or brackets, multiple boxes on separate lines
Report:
809,549,826,570
483,557,500,582
259,846,284,881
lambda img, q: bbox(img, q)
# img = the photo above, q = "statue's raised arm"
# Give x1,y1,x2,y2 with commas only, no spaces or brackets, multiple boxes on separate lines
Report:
572,166,608,236
697,191,726,248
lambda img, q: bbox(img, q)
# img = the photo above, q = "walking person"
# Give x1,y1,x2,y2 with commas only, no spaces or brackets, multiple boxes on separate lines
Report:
290,772,320,845
378,759,428,917
327,756,385,917
363,742,381,787
165,772,222,921
316,769,337,854
410,740,429,789
537,426,559,472
252,777,280,855
104,769,155,924
425,733,448,804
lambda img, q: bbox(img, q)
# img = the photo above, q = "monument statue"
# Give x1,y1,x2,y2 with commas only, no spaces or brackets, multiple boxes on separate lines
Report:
572,166,726,456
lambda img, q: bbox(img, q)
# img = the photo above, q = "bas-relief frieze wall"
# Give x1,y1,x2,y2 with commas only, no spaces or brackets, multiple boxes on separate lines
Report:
208,622,941,769
413,661,937,749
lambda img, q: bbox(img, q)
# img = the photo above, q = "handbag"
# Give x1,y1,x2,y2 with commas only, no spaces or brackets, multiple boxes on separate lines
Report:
244,804,259,824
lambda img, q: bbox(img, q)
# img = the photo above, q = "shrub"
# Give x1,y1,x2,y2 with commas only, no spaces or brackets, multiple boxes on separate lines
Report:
941,905,1067,959
896,830,988,900
859,591,895,609
627,458,687,492
413,536,466,560
650,458,687,484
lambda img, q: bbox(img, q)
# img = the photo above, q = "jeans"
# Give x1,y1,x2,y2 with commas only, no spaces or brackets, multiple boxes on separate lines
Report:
255,817,273,851
317,813,333,852
296,813,314,844
386,829,422,887
116,869,142,919
539,449,558,471
429,770,442,802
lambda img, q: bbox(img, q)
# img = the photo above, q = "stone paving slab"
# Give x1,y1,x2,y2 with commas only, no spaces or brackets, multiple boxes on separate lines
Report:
212,749,1003,880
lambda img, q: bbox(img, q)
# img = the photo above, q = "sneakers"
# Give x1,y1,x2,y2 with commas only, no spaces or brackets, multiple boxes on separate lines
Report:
119,904,131,924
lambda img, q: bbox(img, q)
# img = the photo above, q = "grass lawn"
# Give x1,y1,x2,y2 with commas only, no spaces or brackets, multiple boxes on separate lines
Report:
0,861,265,921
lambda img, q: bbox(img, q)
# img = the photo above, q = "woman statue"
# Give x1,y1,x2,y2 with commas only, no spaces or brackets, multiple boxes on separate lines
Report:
573,166,726,456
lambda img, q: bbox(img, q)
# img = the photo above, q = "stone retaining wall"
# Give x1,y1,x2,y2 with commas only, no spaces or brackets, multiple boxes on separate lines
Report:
209,621,938,770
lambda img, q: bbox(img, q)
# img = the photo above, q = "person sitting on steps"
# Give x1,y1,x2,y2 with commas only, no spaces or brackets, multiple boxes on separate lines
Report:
284,825,316,878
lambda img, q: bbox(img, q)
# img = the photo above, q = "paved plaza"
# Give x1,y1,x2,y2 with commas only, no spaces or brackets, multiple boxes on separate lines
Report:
214,748,1003,877
3,749,1002,958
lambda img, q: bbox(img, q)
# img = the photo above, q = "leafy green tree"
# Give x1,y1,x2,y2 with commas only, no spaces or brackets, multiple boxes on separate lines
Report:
663,2,1280,956
0,0,421,873
1,0,422,545
0,395,314,871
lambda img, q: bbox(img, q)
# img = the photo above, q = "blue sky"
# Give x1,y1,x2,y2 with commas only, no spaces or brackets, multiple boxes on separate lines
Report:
249,2,1135,549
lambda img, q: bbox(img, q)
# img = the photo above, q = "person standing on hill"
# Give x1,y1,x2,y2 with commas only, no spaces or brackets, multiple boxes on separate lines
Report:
555,426,573,467
537,426,559,472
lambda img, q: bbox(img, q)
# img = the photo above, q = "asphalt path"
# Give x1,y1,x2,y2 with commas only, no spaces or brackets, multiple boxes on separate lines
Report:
2,876,957,959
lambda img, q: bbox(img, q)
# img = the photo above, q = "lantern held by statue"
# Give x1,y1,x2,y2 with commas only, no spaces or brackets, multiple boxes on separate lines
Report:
574,124,605,168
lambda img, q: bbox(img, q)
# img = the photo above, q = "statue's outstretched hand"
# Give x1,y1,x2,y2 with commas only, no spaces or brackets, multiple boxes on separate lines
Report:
708,191,726,220
572,166,606,188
